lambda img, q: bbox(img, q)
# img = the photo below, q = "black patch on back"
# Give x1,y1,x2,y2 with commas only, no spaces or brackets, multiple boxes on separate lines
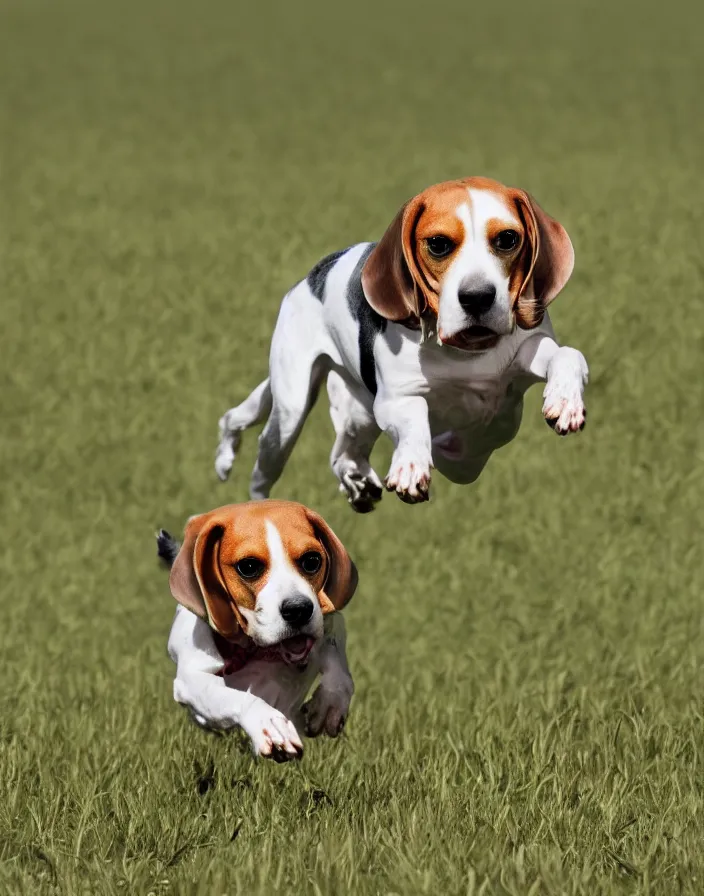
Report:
307,249,349,301
346,243,386,396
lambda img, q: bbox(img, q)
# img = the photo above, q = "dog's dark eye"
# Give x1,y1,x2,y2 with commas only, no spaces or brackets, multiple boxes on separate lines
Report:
492,230,520,252
235,557,265,580
298,551,322,575
425,236,456,258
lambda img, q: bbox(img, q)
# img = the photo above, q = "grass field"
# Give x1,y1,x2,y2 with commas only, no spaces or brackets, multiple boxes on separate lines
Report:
2,0,704,892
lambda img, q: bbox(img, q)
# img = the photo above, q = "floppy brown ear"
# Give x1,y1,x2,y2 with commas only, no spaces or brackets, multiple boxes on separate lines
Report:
361,196,433,323
305,509,358,612
169,512,241,639
513,191,575,329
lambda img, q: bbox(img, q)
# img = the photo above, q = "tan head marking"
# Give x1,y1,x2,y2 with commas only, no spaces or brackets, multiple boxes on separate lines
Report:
361,177,574,342
169,501,357,641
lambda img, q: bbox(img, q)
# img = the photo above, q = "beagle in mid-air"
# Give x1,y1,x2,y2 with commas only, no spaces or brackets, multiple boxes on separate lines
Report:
215,177,589,511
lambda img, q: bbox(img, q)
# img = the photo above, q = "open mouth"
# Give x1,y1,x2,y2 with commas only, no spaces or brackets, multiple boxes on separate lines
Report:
277,635,316,666
440,326,499,352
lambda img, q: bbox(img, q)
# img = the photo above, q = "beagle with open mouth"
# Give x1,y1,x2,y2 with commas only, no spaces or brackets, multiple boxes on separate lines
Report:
215,177,589,510
157,500,357,761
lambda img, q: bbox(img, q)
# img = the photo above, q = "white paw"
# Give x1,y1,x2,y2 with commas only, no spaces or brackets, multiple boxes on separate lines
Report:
240,698,303,762
214,444,234,481
543,347,588,436
542,387,587,435
339,469,384,513
302,676,354,738
214,415,241,481
384,449,432,503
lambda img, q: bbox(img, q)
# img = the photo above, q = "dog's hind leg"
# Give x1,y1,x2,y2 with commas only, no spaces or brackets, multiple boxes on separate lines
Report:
327,372,383,513
250,351,328,501
215,378,273,482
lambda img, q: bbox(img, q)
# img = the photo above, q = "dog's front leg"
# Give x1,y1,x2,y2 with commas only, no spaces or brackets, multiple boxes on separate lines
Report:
174,670,304,761
168,609,303,761
374,395,433,503
302,613,354,738
516,333,589,435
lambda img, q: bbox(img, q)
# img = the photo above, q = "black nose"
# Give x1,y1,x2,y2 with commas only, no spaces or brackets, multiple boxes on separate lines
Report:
458,284,496,316
280,596,314,626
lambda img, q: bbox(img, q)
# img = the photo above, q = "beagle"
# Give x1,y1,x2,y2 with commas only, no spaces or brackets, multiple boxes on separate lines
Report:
157,500,357,761
215,177,589,510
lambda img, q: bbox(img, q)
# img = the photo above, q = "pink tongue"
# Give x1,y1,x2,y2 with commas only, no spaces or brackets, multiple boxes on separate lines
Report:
280,635,315,663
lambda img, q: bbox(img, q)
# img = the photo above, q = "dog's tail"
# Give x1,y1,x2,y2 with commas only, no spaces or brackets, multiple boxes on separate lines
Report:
156,529,180,569
215,377,272,481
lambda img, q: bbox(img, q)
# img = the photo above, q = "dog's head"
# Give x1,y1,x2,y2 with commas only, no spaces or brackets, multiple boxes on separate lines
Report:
169,501,357,665
361,176,574,352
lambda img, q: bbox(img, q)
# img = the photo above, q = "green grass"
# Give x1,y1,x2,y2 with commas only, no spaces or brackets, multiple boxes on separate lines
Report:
2,0,703,892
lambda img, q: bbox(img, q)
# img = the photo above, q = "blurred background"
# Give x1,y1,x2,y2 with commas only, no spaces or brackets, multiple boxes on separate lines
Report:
1,0,703,893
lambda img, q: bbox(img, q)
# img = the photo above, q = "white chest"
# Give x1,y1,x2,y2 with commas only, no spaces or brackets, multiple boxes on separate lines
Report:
376,327,527,432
